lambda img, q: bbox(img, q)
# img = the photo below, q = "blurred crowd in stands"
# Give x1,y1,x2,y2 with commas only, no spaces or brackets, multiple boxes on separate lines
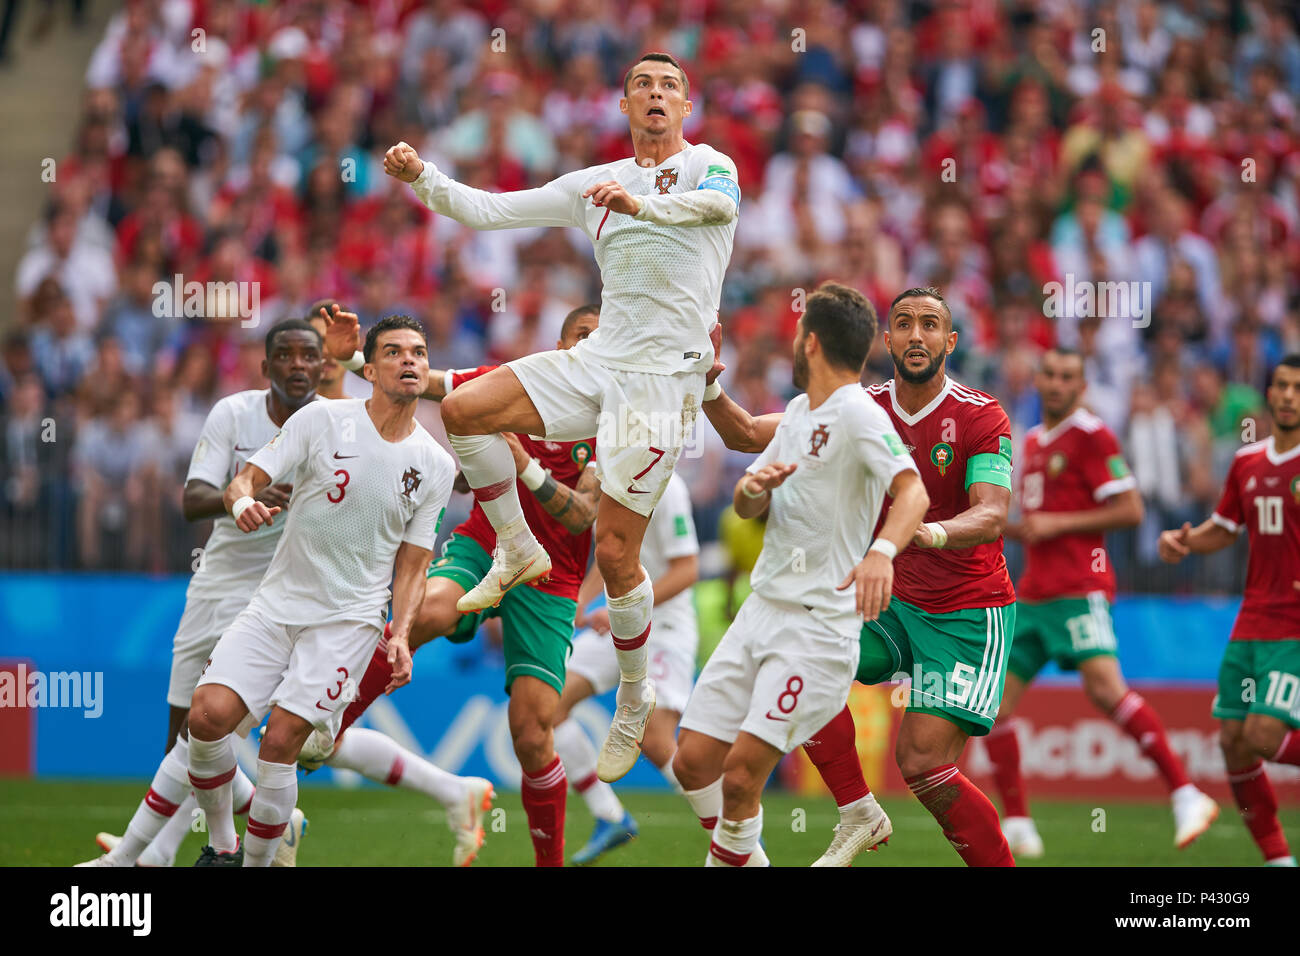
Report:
3,0,1298,594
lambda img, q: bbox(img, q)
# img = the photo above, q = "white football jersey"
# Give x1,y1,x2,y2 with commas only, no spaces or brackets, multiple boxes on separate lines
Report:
411,142,739,376
747,384,919,638
643,472,700,645
184,390,320,601
246,399,454,626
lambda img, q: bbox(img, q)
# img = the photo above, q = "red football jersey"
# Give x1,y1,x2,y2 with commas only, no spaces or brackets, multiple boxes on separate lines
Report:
447,366,595,601
866,378,1016,613
1211,437,1300,641
1016,408,1137,602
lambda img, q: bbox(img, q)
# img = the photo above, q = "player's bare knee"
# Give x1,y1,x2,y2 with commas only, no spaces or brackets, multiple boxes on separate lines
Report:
439,391,472,435
594,535,634,584
511,718,552,768
187,690,233,741
1242,720,1283,759
672,746,708,791
721,765,760,806
895,742,942,781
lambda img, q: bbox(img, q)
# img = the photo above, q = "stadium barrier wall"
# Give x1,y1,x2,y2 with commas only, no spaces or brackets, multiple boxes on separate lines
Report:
0,574,1295,802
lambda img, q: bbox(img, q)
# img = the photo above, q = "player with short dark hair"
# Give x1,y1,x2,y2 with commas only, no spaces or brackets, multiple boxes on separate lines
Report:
1158,354,1300,867
990,347,1217,858
381,51,741,784
704,285,1021,866
672,281,929,866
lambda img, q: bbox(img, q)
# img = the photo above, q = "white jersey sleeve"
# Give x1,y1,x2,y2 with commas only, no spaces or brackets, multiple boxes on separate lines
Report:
853,403,918,490
410,162,584,231
402,460,453,549
186,399,237,488
247,402,322,483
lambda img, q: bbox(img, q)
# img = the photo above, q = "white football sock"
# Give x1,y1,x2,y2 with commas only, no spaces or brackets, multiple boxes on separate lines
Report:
708,807,763,867
139,792,196,866
554,721,624,823
232,764,255,814
242,759,297,867
329,728,466,807
105,737,192,865
683,777,722,830
448,433,534,552
607,573,652,684
187,734,238,853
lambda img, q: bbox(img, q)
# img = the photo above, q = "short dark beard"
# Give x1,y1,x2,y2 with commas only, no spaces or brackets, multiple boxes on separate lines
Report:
891,348,943,384
792,343,810,391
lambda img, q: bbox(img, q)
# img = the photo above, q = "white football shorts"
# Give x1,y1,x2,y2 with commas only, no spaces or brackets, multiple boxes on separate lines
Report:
196,602,383,739
506,340,704,516
167,594,250,708
679,593,859,754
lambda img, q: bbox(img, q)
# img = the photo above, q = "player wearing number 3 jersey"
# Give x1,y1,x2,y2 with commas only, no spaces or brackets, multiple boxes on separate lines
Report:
1158,355,1300,867
671,283,929,867
383,53,740,784
184,316,455,867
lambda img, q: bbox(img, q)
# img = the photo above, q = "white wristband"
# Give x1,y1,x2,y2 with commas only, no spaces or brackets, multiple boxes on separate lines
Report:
924,521,948,548
703,380,722,402
868,538,898,561
341,350,364,372
520,458,547,491
231,495,256,522
740,478,767,499
443,369,455,396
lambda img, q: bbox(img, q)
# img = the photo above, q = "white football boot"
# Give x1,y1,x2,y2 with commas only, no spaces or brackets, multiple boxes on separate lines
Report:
596,679,656,782
1002,815,1045,859
1172,785,1219,849
447,777,494,867
811,795,893,867
456,540,551,613
270,807,309,867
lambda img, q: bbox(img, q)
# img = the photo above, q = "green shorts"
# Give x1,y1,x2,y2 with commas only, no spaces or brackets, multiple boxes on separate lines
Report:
856,597,1016,737
1212,640,1300,727
1008,593,1117,682
428,533,576,696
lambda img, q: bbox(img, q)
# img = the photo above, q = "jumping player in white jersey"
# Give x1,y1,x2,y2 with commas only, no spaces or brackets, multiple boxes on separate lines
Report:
76,319,323,867
380,52,739,782
671,283,930,866
552,470,700,863
184,315,455,866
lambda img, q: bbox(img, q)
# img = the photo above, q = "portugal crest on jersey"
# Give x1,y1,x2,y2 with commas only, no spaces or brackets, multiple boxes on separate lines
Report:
655,168,678,193
809,424,830,457
571,441,593,467
930,442,954,476
400,467,422,498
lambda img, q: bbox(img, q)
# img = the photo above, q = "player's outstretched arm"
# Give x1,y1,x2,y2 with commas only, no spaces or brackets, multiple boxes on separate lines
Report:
619,184,738,227
387,141,580,231
734,462,796,519
506,432,602,534
839,470,929,621
224,463,279,532
704,388,781,454
914,481,1011,550
653,554,699,605
385,541,434,693
1157,518,1237,564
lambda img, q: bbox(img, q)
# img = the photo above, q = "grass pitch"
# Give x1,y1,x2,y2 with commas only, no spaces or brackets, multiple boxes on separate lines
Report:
2,777,1293,867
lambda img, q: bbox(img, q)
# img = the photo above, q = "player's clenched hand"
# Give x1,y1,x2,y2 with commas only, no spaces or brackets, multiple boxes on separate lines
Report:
235,501,280,533
384,141,425,183
256,483,293,510
586,608,611,635
744,462,797,495
320,304,361,360
582,181,641,216
1157,522,1193,564
837,551,894,622
385,632,413,693
912,522,936,548
1018,512,1059,545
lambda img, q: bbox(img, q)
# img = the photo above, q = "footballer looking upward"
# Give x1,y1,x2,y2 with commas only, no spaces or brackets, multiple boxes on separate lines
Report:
382,52,739,782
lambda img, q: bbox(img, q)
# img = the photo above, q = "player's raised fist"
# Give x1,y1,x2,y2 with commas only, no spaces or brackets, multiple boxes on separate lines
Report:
1157,522,1193,564
384,142,425,183
320,304,362,361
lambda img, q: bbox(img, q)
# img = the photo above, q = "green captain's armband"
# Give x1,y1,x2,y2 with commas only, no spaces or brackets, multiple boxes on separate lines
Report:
966,441,1012,490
